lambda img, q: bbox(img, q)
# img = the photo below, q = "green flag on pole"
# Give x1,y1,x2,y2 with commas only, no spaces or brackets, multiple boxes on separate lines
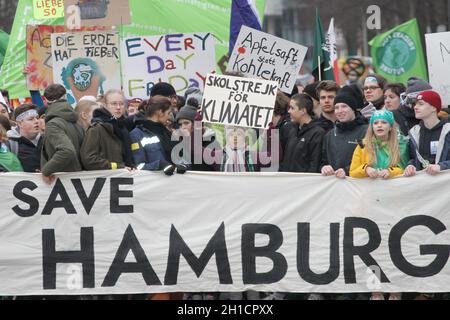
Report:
312,10,335,82
369,18,427,84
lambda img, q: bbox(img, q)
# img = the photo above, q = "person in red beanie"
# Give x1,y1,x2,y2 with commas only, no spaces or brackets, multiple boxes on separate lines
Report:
404,90,450,176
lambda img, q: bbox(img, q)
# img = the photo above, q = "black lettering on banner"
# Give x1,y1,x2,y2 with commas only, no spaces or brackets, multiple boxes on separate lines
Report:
389,215,450,277
71,178,106,215
41,179,76,215
242,224,287,284
110,178,134,214
164,222,232,285
343,217,389,284
12,181,39,217
297,223,340,285
102,225,161,287
42,227,95,290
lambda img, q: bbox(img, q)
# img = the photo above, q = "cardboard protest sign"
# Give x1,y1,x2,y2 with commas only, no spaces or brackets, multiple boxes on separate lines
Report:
121,33,216,99
202,74,277,129
227,26,308,94
33,0,64,19
26,25,109,91
426,32,450,106
51,31,121,104
64,0,130,28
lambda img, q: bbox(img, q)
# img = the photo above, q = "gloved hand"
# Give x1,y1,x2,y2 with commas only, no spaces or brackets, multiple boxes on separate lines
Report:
160,160,175,176
162,164,176,176
175,164,188,174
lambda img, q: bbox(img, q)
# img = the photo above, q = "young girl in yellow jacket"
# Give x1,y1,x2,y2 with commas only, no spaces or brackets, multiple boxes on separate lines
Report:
350,110,408,300
350,110,409,179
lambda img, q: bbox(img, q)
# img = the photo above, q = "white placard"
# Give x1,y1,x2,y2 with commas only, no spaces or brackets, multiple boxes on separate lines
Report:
227,26,308,94
121,33,216,99
426,31,450,106
201,73,277,129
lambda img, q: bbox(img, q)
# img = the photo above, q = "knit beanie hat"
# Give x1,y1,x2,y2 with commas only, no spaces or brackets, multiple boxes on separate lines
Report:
417,90,442,113
175,105,197,122
405,77,432,95
333,85,363,111
370,110,395,126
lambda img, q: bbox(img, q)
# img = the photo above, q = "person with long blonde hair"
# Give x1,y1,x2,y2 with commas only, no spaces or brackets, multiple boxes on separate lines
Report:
350,110,409,300
350,110,409,179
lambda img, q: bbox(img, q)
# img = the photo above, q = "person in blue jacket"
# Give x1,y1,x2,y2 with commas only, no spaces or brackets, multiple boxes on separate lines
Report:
130,95,187,176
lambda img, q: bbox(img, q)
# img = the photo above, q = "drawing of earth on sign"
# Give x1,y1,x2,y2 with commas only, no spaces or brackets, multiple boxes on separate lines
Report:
61,58,105,103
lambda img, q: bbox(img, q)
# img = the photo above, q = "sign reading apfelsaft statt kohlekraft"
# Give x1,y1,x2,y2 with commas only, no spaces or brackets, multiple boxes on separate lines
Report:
227,26,307,94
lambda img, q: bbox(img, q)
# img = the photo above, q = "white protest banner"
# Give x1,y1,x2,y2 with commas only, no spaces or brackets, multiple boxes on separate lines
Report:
227,26,308,94
121,33,216,99
201,73,277,129
51,31,121,104
2,170,450,296
426,32,450,106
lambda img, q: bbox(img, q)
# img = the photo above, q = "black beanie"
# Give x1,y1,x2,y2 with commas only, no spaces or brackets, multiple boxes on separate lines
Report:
333,86,360,111
150,82,176,97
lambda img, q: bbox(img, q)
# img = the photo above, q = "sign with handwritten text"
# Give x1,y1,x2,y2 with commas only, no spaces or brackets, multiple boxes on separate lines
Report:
426,32,450,106
121,33,216,99
202,73,277,129
33,0,64,19
227,26,308,94
51,31,121,104
26,25,109,91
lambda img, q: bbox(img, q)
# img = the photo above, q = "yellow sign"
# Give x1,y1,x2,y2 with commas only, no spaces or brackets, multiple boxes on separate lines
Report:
33,0,65,19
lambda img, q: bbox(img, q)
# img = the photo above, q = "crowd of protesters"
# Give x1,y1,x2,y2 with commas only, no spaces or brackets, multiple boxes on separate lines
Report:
1,70,450,300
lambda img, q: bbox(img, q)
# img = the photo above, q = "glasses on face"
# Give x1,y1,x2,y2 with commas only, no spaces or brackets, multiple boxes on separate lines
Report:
363,86,380,91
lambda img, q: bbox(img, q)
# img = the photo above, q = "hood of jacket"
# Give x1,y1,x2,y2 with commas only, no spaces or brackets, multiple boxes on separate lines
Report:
45,100,79,124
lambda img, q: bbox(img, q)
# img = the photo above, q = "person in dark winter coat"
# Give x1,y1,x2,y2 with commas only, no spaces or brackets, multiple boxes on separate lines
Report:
280,94,325,173
80,89,135,170
321,85,368,178
314,80,339,132
404,90,450,176
172,101,218,172
393,77,431,136
7,104,43,172
130,95,187,175
40,84,85,184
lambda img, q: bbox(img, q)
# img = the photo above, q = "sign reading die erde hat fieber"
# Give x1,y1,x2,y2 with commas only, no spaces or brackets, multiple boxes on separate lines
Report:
227,26,308,95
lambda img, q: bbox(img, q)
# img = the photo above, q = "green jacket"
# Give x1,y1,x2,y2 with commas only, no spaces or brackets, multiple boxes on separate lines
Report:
40,100,85,176
80,121,125,171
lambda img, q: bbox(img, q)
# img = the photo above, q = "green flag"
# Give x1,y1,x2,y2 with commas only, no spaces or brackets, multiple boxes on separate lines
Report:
312,10,335,82
369,18,427,84
0,29,9,67
0,0,265,99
